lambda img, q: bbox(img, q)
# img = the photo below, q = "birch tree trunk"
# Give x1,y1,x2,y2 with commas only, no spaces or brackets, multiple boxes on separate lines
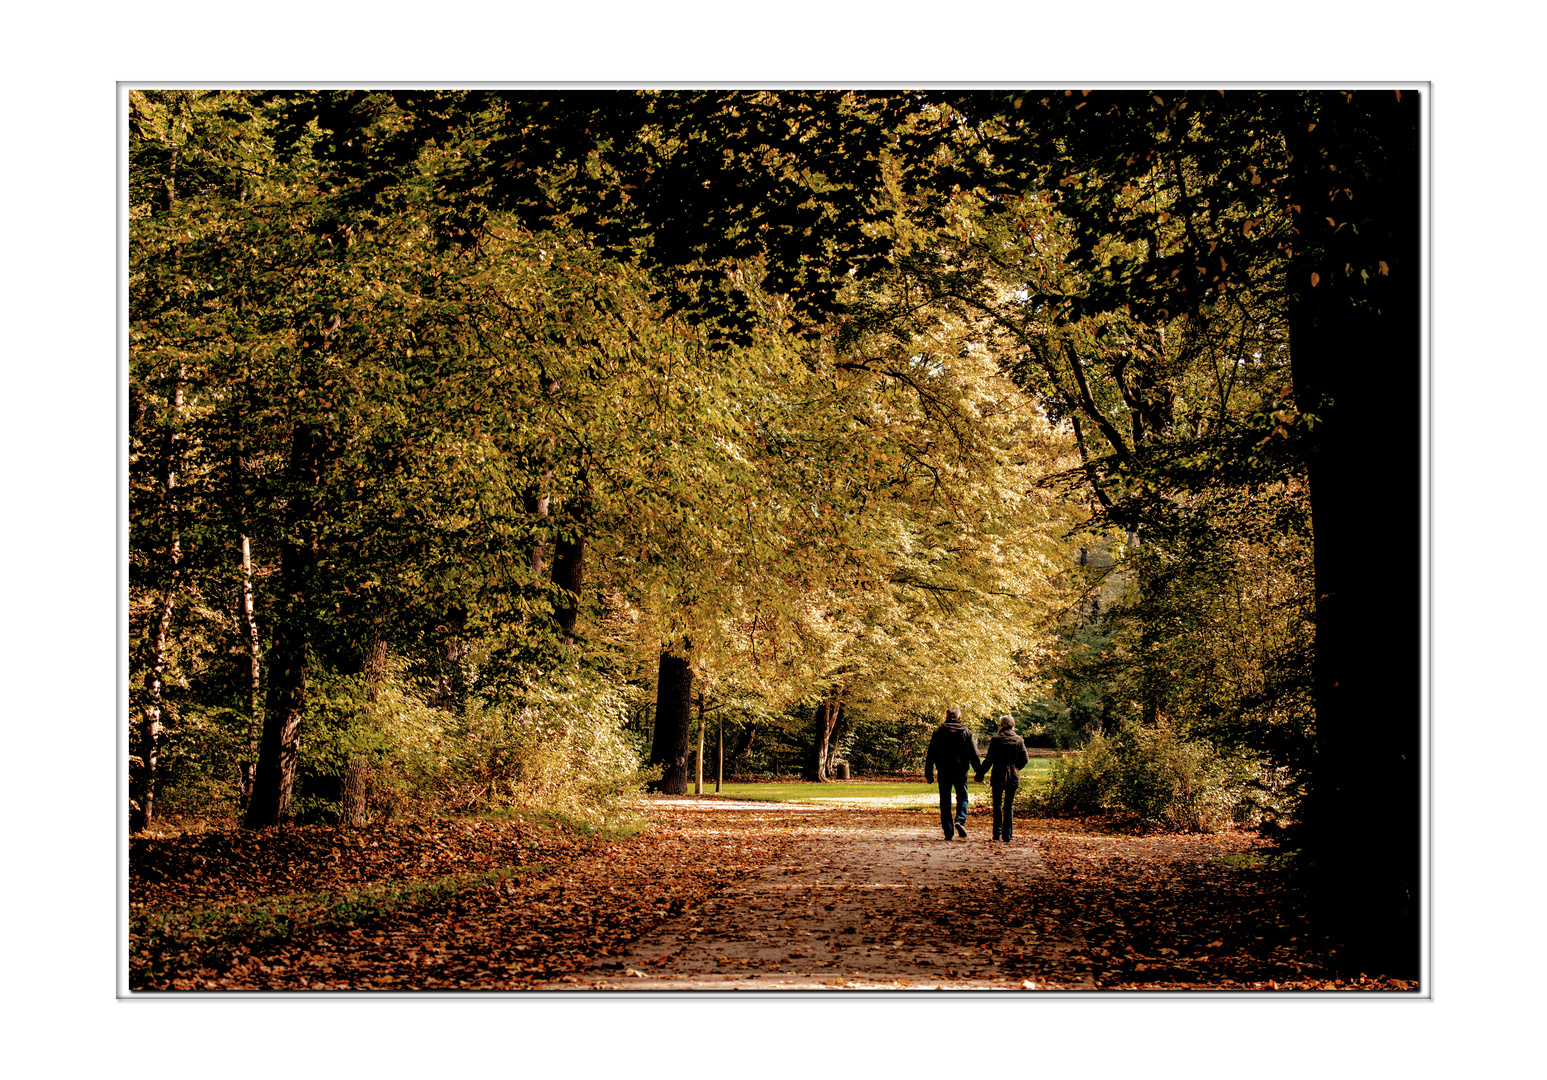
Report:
132,363,184,834
234,534,262,814
240,534,261,715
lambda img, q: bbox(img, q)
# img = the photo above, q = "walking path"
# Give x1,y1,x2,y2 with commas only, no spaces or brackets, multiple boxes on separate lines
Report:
542,798,1095,990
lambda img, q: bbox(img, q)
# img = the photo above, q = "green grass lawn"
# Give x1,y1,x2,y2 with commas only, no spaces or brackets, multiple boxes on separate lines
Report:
683,763,1057,809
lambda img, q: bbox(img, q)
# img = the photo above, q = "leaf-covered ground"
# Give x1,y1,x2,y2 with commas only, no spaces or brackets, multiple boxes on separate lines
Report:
129,798,1417,992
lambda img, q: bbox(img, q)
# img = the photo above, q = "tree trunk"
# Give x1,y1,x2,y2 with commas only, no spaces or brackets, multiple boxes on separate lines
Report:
647,647,694,794
551,530,585,647
803,700,829,782
716,709,723,793
244,424,325,828
824,703,847,777
234,534,262,816
804,690,843,782
240,534,261,720
694,694,705,795
1286,91,1421,977
134,578,177,834
341,757,372,826
132,363,185,834
244,614,307,828
731,723,757,778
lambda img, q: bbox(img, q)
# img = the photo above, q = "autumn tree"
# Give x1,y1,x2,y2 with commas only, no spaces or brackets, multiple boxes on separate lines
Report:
943,88,1421,975
131,92,581,826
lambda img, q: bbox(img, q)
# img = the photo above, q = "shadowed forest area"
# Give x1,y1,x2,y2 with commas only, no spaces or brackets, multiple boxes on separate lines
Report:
128,88,1422,992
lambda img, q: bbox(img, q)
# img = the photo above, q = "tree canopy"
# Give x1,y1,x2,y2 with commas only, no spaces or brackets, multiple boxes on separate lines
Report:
128,87,1423,977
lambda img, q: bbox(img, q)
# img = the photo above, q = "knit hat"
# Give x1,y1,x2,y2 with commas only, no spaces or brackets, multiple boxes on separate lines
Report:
998,714,1015,731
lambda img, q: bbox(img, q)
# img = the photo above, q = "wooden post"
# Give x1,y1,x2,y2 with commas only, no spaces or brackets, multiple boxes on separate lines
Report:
695,694,704,795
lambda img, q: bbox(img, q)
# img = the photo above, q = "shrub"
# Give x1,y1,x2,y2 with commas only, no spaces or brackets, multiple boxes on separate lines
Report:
140,654,657,828
1026,720,1283,831
446,669,657,826
150,704,258,820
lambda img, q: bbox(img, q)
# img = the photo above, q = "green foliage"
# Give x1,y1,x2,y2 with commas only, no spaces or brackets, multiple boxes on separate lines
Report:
446,670,657,826
150,706,255,818
129,91,1334,855
1012,700,1093,750
838,709,936,775
1027,721,1284,832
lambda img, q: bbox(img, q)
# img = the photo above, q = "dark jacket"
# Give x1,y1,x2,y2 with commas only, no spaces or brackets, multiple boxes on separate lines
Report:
924,720,982,784
977,731,1030,787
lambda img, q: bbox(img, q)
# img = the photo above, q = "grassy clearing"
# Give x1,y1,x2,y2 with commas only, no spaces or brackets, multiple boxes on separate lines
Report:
692,767,1057,808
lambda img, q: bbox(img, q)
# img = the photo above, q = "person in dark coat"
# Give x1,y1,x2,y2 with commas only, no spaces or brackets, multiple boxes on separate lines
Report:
924,706,982,839
976,714,1030,842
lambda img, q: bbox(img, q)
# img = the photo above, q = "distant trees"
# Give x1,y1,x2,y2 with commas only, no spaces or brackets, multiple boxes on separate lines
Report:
130,90,1077,816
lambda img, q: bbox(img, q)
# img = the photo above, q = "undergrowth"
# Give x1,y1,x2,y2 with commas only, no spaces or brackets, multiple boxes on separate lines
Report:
1023,721,1289,832
131,863,544,960
473,806,651,842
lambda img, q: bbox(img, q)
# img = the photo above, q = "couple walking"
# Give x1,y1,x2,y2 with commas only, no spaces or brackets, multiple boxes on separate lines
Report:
923,707,1029,843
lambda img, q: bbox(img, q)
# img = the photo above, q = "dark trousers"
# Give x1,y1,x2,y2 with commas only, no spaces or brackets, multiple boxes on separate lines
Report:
937,776,968,837
991,780,1019,841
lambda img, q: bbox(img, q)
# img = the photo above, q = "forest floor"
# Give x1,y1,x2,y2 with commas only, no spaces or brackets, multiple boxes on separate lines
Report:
129,795,1419,993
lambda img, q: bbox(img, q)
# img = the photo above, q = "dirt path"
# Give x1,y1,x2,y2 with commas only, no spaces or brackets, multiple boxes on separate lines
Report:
132,794,1408,992
542,799,1094,990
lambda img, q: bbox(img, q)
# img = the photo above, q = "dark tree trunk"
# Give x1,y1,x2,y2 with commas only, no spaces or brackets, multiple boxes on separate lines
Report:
647,647,694,794
244,611,308,828
244,424,326,828
133,583,176,834
824,704,847,776
1286,90,1422,978
550,481,590,647
731,723,757,778
802,701,827,781
804,691,843,782
551,531,585,646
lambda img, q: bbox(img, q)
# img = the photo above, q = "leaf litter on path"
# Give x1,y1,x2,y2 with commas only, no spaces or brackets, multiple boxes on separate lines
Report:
129,798,1417,992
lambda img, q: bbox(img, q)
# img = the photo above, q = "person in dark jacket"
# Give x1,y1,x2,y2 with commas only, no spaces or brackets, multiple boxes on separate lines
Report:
924,706,982,839
976,714,1030,842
